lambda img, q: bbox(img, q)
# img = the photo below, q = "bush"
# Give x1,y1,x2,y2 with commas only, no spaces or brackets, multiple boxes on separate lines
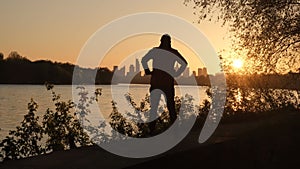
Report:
43,84,91,151
0,99,45,160
108,93,196,138
198,87,300,122
0,84,101,161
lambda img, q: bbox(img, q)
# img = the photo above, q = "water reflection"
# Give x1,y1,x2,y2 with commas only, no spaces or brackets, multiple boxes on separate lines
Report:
225,88,299,113
232,88,242,111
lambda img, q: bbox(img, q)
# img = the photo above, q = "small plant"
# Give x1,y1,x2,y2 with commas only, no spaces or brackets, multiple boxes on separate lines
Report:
0,99,45,160
73,86,108,144
43,83,91,151
75,86,102,125
0,84,102,161
109,93,197,137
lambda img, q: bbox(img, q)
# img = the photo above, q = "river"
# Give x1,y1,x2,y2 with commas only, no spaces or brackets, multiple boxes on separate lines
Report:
0,84,209,139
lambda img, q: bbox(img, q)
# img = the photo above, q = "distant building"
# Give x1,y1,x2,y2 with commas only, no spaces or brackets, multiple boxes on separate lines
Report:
192,71,197,77
198,68,203,77
118,66,125,77
183,67,190,77
120,66,125,76
198,67,208,76
129,64,134,73
136,58,140,73
203,67,208,76
113,66,118,72
127,64,135,77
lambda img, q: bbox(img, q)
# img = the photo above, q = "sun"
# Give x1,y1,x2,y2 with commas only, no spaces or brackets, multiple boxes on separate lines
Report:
232,59,243,69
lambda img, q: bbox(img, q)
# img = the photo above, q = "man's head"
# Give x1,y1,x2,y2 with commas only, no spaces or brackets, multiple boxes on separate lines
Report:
160,34,171,49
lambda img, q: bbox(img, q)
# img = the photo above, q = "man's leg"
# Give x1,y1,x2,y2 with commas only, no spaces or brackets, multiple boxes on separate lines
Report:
164,87,176,124
149,87,162,133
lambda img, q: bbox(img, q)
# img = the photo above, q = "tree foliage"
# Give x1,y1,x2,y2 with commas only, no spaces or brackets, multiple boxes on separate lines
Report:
43,84,91,151
109,93,196,137
6,51,30,62
184,0,300,73
0,84,100,161
0,53,3,61
0,52,114,85
0,99,45,160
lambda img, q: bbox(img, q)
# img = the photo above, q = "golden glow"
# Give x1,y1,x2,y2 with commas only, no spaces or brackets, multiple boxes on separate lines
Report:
232,59,243,69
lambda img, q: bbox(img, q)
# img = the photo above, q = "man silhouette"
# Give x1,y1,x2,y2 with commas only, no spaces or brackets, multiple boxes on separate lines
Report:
141,34,187,133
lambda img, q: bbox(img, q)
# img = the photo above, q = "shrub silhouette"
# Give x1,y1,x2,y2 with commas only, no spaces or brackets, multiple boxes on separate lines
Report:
0,99,45,160
43,84,94,151
108,93,196,138
0,84,101,160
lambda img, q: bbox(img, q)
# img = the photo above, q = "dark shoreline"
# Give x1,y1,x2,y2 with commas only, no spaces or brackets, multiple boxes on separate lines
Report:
1,109,299,169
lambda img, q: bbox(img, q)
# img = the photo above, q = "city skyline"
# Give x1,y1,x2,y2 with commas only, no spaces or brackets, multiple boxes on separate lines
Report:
113,58,208,79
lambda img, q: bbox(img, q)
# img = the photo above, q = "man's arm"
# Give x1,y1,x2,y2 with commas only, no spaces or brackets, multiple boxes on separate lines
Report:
174,50,188,77
141,49,154,75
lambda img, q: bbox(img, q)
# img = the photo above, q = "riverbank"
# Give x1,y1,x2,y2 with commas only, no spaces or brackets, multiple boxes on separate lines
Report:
0,109,299,169
126,109,300,169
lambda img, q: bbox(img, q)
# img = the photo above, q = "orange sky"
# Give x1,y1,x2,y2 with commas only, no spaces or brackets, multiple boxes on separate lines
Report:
100,34,204,73
0,0,231,72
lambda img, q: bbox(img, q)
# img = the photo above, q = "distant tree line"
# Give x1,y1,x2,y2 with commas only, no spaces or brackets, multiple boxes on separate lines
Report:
0,51,299,89
0,52,113,85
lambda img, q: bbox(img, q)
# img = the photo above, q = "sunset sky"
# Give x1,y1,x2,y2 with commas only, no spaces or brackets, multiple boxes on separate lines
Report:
0,0,231,73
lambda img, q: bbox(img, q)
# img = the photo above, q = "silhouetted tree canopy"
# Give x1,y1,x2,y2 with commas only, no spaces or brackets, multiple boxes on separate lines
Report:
184,0,300,73
0,52,3,60
0,52,114,84
7,51,30,62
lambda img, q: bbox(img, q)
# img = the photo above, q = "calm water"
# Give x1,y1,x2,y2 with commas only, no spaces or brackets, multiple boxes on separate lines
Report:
0,84,208,139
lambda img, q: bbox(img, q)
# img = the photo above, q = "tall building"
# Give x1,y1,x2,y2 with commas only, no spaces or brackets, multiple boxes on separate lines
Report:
183,67,190,77
203,67,208,76
198,68,203,77
192,71,197,77
127,64,135,77
118,66,125,77
129,64,134,73
198,67,208,76
113,66,118,72
135,58,140,73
